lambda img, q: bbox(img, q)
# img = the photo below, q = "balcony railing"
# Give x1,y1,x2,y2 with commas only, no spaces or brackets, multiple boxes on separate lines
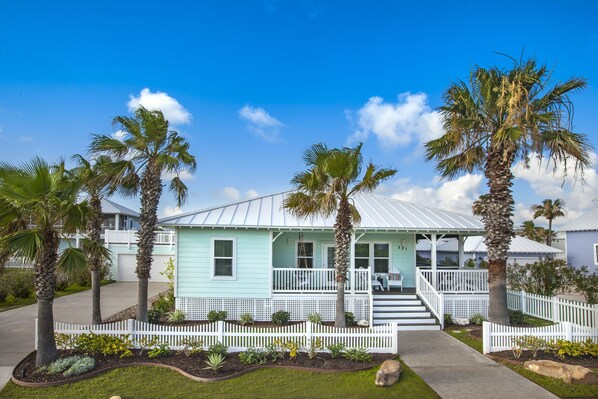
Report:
421,269,488,293
272,268,370,293
104,229,175,247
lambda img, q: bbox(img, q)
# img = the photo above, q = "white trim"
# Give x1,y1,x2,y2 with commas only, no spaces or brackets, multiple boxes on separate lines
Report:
322,242,335,269
268,231,273,298
174,227,179,296
594,243,598,266
296,240,315,268
210,237,237,280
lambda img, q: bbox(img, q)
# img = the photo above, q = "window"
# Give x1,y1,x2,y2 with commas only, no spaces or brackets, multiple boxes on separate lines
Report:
594,244,598,265
353,242,390,273
355,243,369,269
374,243,390,273
297,242,314,268
212,238,236,279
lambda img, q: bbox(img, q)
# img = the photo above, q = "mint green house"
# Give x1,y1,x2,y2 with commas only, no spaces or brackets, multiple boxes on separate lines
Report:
160,191,484,329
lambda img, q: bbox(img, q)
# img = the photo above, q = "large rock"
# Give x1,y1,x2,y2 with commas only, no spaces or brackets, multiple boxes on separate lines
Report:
357,319,369,327
523,360,598,385
375,359,402,386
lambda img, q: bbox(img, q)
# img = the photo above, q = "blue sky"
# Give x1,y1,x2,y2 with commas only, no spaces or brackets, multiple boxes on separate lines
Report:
1,0,598,227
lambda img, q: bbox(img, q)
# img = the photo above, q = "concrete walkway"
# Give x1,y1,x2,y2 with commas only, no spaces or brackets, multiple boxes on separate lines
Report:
398,330,558,399
0,282,167,391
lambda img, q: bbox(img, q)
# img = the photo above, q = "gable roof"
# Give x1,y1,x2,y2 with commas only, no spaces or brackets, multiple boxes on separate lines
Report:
159,191,485,233
559,207,598,232
416,235,561,254
101,198,139,217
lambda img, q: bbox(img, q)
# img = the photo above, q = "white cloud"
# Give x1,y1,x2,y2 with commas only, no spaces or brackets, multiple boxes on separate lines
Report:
239,105,283,142
347,92,443,149
513,152,598,227
111,129,127,141
246,189,260,199
218,186,260,202
162,169,195,181
163,206,183,217
389,173,484,216
128,88,192,124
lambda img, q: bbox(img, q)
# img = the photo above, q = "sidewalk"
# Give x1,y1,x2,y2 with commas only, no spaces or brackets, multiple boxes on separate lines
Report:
0,282,167,391
398,330,559,399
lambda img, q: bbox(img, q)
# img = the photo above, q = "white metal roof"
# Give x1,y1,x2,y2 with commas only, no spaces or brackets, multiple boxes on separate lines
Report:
101,198,139,217
159,191,485,233
559,207,598,232
416,235,561,254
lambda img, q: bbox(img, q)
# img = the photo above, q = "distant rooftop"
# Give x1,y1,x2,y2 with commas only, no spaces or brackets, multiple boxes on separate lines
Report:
159,191,484,233
101,198,139,217
559,207,598,232
416,235,561,254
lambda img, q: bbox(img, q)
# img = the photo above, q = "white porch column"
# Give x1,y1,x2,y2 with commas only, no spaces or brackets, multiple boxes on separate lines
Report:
114,214,120,230
431,233,437,289
350,232,355,294
458,235,465,269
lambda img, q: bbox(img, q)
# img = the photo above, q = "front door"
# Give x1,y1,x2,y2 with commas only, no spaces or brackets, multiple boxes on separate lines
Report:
323,244,335,268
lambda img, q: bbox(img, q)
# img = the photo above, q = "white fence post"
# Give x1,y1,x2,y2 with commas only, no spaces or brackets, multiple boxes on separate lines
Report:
34,318,38,350
520,290,526,314
482,321,490,354
217,320,224,343
391,322,398,354
127,319,136,347
564,322,573,341
306,321,312,350
594,305,598,329
552,296,559,322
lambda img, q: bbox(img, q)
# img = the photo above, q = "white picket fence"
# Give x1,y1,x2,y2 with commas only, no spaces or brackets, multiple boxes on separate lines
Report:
507,290,598,329
482,321,598,354
48,319,398,353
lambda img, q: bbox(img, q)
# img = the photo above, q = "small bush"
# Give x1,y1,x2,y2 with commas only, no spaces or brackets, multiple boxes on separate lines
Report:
307,312,322,324
148,343,171,359
71,333,132,358
238,347,268,365
327,343,346,359
265,340,285,362
207,310,227,322
0,277,9,301
204,353,226,373
147,309,164,324
272,310,290,325
344,312,355,326
343,348,372,363
508,310,524,325
283,340,300,360
152,295,174,313
239,313,254,326
166,309,186,323
552,338,598,359
63,357,95,377
468,313,487,325
207,342,228,357
10,269,34,298
47,356,82,374
513,336,549,358
307,338,323,359
444,313,453,327
181,339,203,357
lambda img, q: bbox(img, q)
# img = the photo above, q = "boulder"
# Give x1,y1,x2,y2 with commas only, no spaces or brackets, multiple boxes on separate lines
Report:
357,319,369,327
453,318,469,325
109,396,122,399
523,360,598,385
375,359,401,387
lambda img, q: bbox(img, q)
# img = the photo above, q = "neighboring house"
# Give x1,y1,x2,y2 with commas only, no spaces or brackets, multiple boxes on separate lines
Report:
159,191,485,328
416,235,562,267
560,207,598,274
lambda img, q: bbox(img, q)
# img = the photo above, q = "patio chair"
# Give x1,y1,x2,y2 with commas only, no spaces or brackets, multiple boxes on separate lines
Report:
371,275,384,291
387,268,403,291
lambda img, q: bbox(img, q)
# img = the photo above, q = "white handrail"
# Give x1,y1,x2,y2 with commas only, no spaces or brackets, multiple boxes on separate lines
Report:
367,268,373,328
416,267,444,328
272,268,369,293
104,229,174,246
422,269,488,293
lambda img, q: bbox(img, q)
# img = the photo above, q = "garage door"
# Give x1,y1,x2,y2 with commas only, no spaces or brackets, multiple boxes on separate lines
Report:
117,254,172,282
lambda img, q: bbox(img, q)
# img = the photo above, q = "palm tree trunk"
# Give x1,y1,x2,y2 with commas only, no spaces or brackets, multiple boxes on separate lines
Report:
35,230,59,367
136,161,163,322
484,144,514,325
91,269,102,324
88,194,103,324
334,198,352,328
547,218,552,247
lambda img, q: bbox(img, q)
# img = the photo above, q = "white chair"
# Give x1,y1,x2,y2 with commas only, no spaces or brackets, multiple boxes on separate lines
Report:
371,275,384,291
387,268,403,291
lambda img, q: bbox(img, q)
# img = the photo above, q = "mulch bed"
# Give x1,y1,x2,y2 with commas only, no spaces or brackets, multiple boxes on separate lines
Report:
14,350,393,385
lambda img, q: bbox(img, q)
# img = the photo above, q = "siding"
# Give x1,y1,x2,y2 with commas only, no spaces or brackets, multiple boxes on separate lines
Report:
176,228,271,298
566,231,598,273
107,243,175,281
272,232,332,268
357,233,415,287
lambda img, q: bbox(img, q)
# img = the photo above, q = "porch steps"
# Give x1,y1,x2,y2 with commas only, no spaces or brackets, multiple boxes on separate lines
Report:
373,293,441,331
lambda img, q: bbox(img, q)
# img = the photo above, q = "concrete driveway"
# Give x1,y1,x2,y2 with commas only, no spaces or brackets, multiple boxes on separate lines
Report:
0,282,167,389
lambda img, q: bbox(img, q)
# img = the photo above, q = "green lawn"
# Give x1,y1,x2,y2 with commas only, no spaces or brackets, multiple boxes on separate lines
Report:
0,362,439,399
445,328,598,398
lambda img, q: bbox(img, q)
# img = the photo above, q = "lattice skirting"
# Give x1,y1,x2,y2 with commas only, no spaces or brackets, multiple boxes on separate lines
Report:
444,294,489,319
176,295,371,322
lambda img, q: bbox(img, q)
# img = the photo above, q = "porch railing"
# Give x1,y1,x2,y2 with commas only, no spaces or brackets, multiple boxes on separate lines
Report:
422,269,488,293
104,229,175,247
272,268,370,293
416,267,444,328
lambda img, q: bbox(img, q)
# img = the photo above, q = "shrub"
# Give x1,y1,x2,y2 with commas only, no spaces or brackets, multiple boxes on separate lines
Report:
238,347,268,365
63,357,95,377
0,277,9,301
307,312,322,324
204,353,226,373
327,343,346,359
47,356,82,374
568,267,598,304
343,348,372,363
148,343,172,359
513,336,549,358
71,333,132,358
265,340,285,362
239,313,254,326
272,310,290,325
552,338,598,359
283,340,300,360
207,310,227,323
444,313,453,327
207,342,228,357
152,294,174,313
10,268,34,298
181,339,203,357
468,313,487,325
464,259,476,268
307,338,323,359
344,312,355,326
167,309,186,323
508,310,524,325
147,309,164,324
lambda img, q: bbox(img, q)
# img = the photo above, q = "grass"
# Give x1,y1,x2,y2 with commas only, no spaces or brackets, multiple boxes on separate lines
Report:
523,315,554,327
445,327,598,398
0,361,440,399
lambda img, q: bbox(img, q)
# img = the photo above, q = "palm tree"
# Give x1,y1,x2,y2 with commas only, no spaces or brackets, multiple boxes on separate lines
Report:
472,194,490,217
0,158,88,366
284,143,396,327
425,57,591,324
519,220,541,242
71,154,113,324
90,106,196,322
531,199,565,246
